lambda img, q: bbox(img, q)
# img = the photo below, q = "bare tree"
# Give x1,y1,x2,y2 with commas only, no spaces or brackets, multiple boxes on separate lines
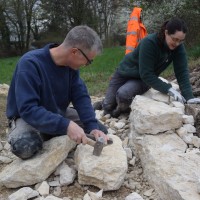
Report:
24,0,40,50
1,0,199,56
0,2,10,51
3,0,39,53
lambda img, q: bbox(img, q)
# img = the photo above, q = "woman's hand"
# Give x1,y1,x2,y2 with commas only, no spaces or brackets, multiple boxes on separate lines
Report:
168,87,186,104
187,98,200,104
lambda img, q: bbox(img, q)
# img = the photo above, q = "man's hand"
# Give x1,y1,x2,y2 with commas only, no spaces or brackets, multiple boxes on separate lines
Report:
90,129,109,144
168,87,186,104
67,121,88,144
187,98,200,104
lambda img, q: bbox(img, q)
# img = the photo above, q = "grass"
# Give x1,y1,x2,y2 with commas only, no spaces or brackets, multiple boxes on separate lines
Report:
0,46,125,96
80,46,125,96
0,57,19,84
0,44,200,96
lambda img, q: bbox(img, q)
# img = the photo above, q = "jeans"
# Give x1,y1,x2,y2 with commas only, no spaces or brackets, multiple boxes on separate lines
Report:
8,107,107,159
102,70,149,115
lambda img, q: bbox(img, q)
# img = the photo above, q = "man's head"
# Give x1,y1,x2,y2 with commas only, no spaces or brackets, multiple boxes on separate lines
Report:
61,25,103,69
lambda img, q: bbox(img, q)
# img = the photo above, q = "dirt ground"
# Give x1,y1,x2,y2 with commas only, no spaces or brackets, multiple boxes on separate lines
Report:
0,59,199,199
0,93,135,199
0,95,8,141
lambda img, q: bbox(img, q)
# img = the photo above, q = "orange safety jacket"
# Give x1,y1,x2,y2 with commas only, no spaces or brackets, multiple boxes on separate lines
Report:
125,7,147,54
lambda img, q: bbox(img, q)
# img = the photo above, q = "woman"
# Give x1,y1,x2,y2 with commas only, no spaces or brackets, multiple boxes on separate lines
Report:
102,18,200,118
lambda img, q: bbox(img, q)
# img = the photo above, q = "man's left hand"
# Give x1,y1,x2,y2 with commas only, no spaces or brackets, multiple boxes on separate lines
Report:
90,129,109,144
187,98,200,104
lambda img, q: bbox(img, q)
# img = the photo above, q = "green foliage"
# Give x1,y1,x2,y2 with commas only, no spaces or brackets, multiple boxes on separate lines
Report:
0,57,19,84
187,45,200,60
140,0,200,46
80,46,125,95
0,45,199,96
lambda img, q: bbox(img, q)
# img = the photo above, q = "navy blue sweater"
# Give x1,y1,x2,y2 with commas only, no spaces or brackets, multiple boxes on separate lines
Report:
6,44,99,135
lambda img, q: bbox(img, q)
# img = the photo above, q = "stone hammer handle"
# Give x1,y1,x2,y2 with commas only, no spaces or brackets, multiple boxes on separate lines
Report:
86,137,96,147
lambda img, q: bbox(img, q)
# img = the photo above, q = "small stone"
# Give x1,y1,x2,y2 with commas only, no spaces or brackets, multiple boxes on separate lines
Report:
143,188,154,197
129,157,136,166
37,181,50,196
53,186,62,197
0,142,3,151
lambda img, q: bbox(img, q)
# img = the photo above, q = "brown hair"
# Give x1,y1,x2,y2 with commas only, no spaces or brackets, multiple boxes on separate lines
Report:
157,18,188,45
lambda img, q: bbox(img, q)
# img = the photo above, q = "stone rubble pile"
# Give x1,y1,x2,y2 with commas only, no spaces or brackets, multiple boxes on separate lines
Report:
190,67,200,97
128,78,200,200
0,75,200,200
0,83,158,200
0,83,9,95
0,124,156,200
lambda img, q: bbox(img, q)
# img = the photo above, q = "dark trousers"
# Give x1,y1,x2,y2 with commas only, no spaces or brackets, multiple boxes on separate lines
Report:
102,70,149,115
8,107,107,159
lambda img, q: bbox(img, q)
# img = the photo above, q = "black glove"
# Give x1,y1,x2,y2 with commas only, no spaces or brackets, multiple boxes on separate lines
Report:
168,88,186,104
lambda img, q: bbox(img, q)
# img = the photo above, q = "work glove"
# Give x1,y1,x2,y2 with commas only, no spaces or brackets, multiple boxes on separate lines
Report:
187,98,200,104
168,87,186,104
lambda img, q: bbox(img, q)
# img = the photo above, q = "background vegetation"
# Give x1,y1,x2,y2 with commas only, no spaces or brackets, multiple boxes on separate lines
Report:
0,0,199,96
0,0,200,56
1,45,200,96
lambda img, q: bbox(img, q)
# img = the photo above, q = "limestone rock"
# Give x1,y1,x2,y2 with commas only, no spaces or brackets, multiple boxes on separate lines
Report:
143,87,169,104
130,95,183,134
185,104,200,133
0,136,76,188
8,187,39,200
132,131,200,200
74,135,127,191
125,192,144,200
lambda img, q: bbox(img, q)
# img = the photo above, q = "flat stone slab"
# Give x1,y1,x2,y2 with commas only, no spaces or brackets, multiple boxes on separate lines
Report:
130,95,183,135
0,136,76,188
131,131,200,200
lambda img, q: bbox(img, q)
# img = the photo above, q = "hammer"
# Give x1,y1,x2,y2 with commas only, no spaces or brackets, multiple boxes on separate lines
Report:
85,134,113,156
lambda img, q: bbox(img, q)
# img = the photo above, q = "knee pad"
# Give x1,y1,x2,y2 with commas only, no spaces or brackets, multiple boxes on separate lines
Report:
10,131,43,159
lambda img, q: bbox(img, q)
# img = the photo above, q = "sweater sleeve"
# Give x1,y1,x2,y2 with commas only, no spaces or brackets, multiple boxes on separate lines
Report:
173,45,194,100
139,39,172,94
70,71,99,133
15,59,70,135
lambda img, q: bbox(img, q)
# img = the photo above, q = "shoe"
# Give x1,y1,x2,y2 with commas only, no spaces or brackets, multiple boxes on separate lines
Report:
93,101,103,110
111,109,121,118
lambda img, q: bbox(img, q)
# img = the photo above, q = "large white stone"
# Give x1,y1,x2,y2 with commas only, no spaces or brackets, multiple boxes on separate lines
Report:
131,131,200,200
0,136,76,188
74,135,128,191
143,87,169,104
130,95,183,134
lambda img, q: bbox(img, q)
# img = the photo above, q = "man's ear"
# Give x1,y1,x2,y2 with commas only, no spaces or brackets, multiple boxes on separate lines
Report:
71,48,78,55
165,30,168,36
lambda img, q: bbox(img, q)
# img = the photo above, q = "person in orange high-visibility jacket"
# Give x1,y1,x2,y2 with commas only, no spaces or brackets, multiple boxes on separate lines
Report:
125,7,147,54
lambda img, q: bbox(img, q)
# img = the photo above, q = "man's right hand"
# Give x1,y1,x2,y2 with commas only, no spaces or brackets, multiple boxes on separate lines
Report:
67,121,88,144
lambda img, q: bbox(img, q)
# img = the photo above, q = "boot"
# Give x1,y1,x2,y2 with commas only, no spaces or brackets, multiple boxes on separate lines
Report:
111,108,121,118
93,101,103,110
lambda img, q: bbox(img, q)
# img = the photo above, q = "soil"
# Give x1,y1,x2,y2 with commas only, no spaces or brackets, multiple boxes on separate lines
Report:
0,95,8,141
0,93,138,200
0,59,199,199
